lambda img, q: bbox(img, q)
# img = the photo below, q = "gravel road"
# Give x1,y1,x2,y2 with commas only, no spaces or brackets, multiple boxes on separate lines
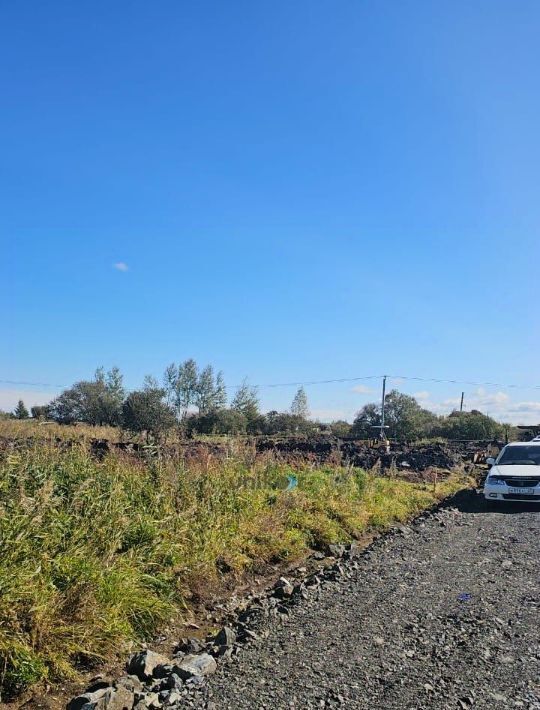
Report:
192,491,540,709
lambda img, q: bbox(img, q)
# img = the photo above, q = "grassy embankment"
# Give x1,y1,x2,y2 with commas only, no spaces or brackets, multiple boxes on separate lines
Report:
0,440,467,699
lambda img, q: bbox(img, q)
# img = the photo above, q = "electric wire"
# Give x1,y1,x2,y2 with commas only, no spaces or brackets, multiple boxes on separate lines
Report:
1,374,540,392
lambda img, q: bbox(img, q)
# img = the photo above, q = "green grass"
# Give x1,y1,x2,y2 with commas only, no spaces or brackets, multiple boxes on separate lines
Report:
0,444,466,699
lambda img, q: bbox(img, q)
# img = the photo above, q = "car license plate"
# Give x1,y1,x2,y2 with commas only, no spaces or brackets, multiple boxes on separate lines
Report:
508,487,533,495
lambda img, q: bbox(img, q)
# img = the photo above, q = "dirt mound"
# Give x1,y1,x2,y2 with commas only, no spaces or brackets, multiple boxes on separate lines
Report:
255,437,461,472
0,434,465,473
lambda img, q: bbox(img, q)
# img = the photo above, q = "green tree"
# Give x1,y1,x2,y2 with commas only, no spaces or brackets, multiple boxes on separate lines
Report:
329,420,352,437
213,371,227,410
351,390,437,441
436,411,503,440
163,363,178,406
122,388,176,441
263,411,317,435
143,374,160,390
351,403,381,438
196,365,216,414
291,386,309,419
14,400,29,419
49,367,125,425
104,366,125,405
30,405,50,419
190,408,247,435
383,390,437,441
175,359,199,418
231,379,260,424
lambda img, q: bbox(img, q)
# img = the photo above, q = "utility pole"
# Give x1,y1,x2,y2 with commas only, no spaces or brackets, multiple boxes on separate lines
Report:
380,375,387,438
460,392,464,412
371,375,389,448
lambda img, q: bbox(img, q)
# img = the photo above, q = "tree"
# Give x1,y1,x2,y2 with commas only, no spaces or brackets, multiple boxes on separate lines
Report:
231,379,260,423
122,388,176,440
329,420,352,437
189,408,248,435
435,411,503,440
383,390,437,441
351,391,438,441
291,387,309,419
351,403,381,438
175,359,199,418
213,371,227,410
163,363,178,406
143,374,160,391
14,400,29,419
31,405,50,419
104,366,125,405
49,367,125,425
262,411,317,435
196,365,216,414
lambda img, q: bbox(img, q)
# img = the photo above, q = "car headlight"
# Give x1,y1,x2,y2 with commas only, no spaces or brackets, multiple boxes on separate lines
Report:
487,477,505,486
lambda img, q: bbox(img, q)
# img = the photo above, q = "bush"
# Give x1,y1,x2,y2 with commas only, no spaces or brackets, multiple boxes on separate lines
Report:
329,420,352,437
30,405,50,420
189,408,248,435
122,389,176,440
435,411,503,440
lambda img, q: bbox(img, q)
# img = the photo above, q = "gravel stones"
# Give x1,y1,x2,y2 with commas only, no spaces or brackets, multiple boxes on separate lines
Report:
213,626,236,647
273,577,294,598
126,650,171,681
67,490,540,710
67,685,134,710
173,653,217,680
191,491,540,709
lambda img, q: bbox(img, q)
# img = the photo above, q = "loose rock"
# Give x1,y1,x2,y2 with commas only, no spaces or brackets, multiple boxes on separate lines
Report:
126,650,171,681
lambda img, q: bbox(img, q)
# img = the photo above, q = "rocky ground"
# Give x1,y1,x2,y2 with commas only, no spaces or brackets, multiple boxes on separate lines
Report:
68,490,540,710
0,435,470,474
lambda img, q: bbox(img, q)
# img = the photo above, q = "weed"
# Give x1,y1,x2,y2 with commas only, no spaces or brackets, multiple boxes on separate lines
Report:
0,443,466,698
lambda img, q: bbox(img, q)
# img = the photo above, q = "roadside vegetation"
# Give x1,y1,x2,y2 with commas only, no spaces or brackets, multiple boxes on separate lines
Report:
0,442,467,699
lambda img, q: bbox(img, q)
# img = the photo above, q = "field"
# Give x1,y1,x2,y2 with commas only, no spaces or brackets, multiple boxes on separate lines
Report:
0,424,468,700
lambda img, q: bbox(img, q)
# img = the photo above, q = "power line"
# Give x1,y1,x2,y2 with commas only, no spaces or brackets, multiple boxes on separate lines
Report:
386,375,540,391
1,373,540,392
260,375,382,388
0,379,68,388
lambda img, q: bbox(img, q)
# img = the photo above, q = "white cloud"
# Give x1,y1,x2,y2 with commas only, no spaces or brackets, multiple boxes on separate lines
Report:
413,390,430,401
414,387,540,425
0,389,56,413
506,401,540,414
351,384,373,394
113,262,129,272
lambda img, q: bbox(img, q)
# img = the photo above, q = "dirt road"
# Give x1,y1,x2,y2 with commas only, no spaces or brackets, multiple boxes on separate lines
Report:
192,491,540,709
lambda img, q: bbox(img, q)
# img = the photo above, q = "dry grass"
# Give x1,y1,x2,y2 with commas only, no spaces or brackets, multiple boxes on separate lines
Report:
0,419,121,443
0,442,467,699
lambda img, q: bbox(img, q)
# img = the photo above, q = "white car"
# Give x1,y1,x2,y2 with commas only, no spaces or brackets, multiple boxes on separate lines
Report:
484,441,540,503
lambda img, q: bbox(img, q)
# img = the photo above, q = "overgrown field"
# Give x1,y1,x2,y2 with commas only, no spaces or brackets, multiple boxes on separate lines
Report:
0,443,466,699
0,419,121,443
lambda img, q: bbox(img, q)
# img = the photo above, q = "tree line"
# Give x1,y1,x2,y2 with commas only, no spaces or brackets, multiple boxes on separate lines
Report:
5,361,314,439
349,389,512,441
4,364,513,441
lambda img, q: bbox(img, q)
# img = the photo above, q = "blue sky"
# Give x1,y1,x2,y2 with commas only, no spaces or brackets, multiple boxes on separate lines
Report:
2,1,540,422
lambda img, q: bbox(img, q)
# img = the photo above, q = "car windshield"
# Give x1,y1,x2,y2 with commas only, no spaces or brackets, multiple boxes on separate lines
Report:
497,446,540,466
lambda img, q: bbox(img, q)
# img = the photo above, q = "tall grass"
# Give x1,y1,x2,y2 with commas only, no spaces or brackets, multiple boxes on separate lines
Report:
0,444,465,698
0,419,121,443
